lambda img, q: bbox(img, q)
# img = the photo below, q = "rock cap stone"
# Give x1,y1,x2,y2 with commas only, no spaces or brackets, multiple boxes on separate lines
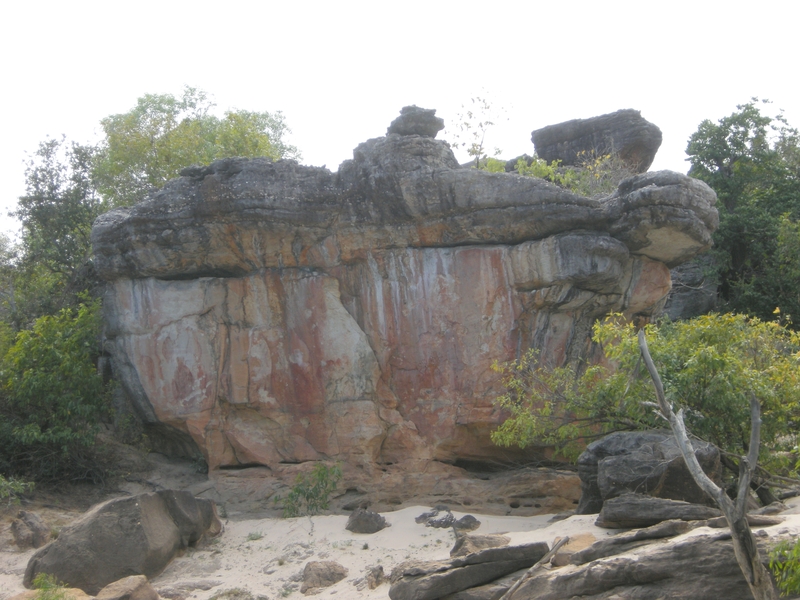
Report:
387,106,445,137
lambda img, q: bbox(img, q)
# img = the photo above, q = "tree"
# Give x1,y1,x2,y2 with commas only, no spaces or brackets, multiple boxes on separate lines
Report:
0,299,109,482
9,137,104,326
687,100,800,324
93,86,300,207
492,313,800,477
447,95,505,168
638,330,776,600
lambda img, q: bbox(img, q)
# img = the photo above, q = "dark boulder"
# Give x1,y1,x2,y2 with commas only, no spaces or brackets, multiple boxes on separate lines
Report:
531,109,662,172
24,490,221,594
346,507,389,534
577,430,722,514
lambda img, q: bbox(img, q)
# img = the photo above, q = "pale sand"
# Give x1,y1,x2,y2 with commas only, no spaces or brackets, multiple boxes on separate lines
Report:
3,505,800,599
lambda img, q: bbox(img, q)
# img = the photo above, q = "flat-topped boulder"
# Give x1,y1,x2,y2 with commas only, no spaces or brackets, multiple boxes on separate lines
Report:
531,108,663,172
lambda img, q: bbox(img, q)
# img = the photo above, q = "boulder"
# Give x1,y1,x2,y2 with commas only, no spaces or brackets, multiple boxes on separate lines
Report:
11,511,51,549
507,530,781,600
91,108,717,475
345,507,389,534
450,534,510,558
387,106,445,137
389,542,549,600
24,490,221,594
531,108,662,172
300,560,348,594
576,430,722,514
96,575,159,600
453,515,481,532
595,493,721,528
364,565,387,590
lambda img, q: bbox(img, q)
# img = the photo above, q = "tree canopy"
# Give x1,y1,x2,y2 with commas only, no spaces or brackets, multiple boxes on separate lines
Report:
686,99,800,325
93,86,300,207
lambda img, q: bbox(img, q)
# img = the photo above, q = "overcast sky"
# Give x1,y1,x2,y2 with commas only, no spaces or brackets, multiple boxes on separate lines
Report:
2,1,798,236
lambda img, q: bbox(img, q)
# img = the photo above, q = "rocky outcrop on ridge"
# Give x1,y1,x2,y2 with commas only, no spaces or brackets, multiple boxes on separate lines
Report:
92,107,718,479
531,108,663,172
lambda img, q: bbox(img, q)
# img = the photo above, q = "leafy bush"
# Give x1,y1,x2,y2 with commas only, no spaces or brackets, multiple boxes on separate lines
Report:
0,299,109,482
492,313,800,466
0,473,33,508
771,539,800,596
275,462,342,518
512,151,635,197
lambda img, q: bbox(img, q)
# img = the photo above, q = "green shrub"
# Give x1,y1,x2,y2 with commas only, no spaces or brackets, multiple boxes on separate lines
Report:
275,462,342,518
0,473,33,508
771,539,800,596
0,299,110,482
492,313,800,466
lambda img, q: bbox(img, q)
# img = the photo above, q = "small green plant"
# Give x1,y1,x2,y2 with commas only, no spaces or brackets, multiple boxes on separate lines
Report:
0,474,34,508
362,542,369,550
274,462,342,518
771,539,800,596
32,573,69,600
246,531,263,541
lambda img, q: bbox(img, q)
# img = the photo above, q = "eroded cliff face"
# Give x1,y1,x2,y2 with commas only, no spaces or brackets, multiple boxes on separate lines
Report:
93,109,718,474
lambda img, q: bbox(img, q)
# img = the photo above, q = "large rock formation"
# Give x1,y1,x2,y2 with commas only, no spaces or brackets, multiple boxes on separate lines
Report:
92,107,717,479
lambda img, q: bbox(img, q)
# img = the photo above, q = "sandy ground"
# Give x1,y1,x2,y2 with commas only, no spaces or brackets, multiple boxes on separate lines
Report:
0,506,615,599
3,502,800,600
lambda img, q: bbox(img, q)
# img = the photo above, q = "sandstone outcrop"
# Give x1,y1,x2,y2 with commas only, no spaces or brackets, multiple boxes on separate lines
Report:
507,529,782,599
24,490,221,594
595,493,721,528
531,109,663,172
92,107,717,479
576,430,722,513
389,542,549,600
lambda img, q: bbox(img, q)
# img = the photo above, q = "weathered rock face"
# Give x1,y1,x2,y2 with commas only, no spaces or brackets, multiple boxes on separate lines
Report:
93,108,717,475
532,109,663,172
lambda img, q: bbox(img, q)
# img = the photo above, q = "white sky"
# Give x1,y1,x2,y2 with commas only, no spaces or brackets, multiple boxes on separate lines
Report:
2,1,799,236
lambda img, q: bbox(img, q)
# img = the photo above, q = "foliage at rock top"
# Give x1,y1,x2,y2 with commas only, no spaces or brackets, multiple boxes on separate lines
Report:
91,107,718,475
